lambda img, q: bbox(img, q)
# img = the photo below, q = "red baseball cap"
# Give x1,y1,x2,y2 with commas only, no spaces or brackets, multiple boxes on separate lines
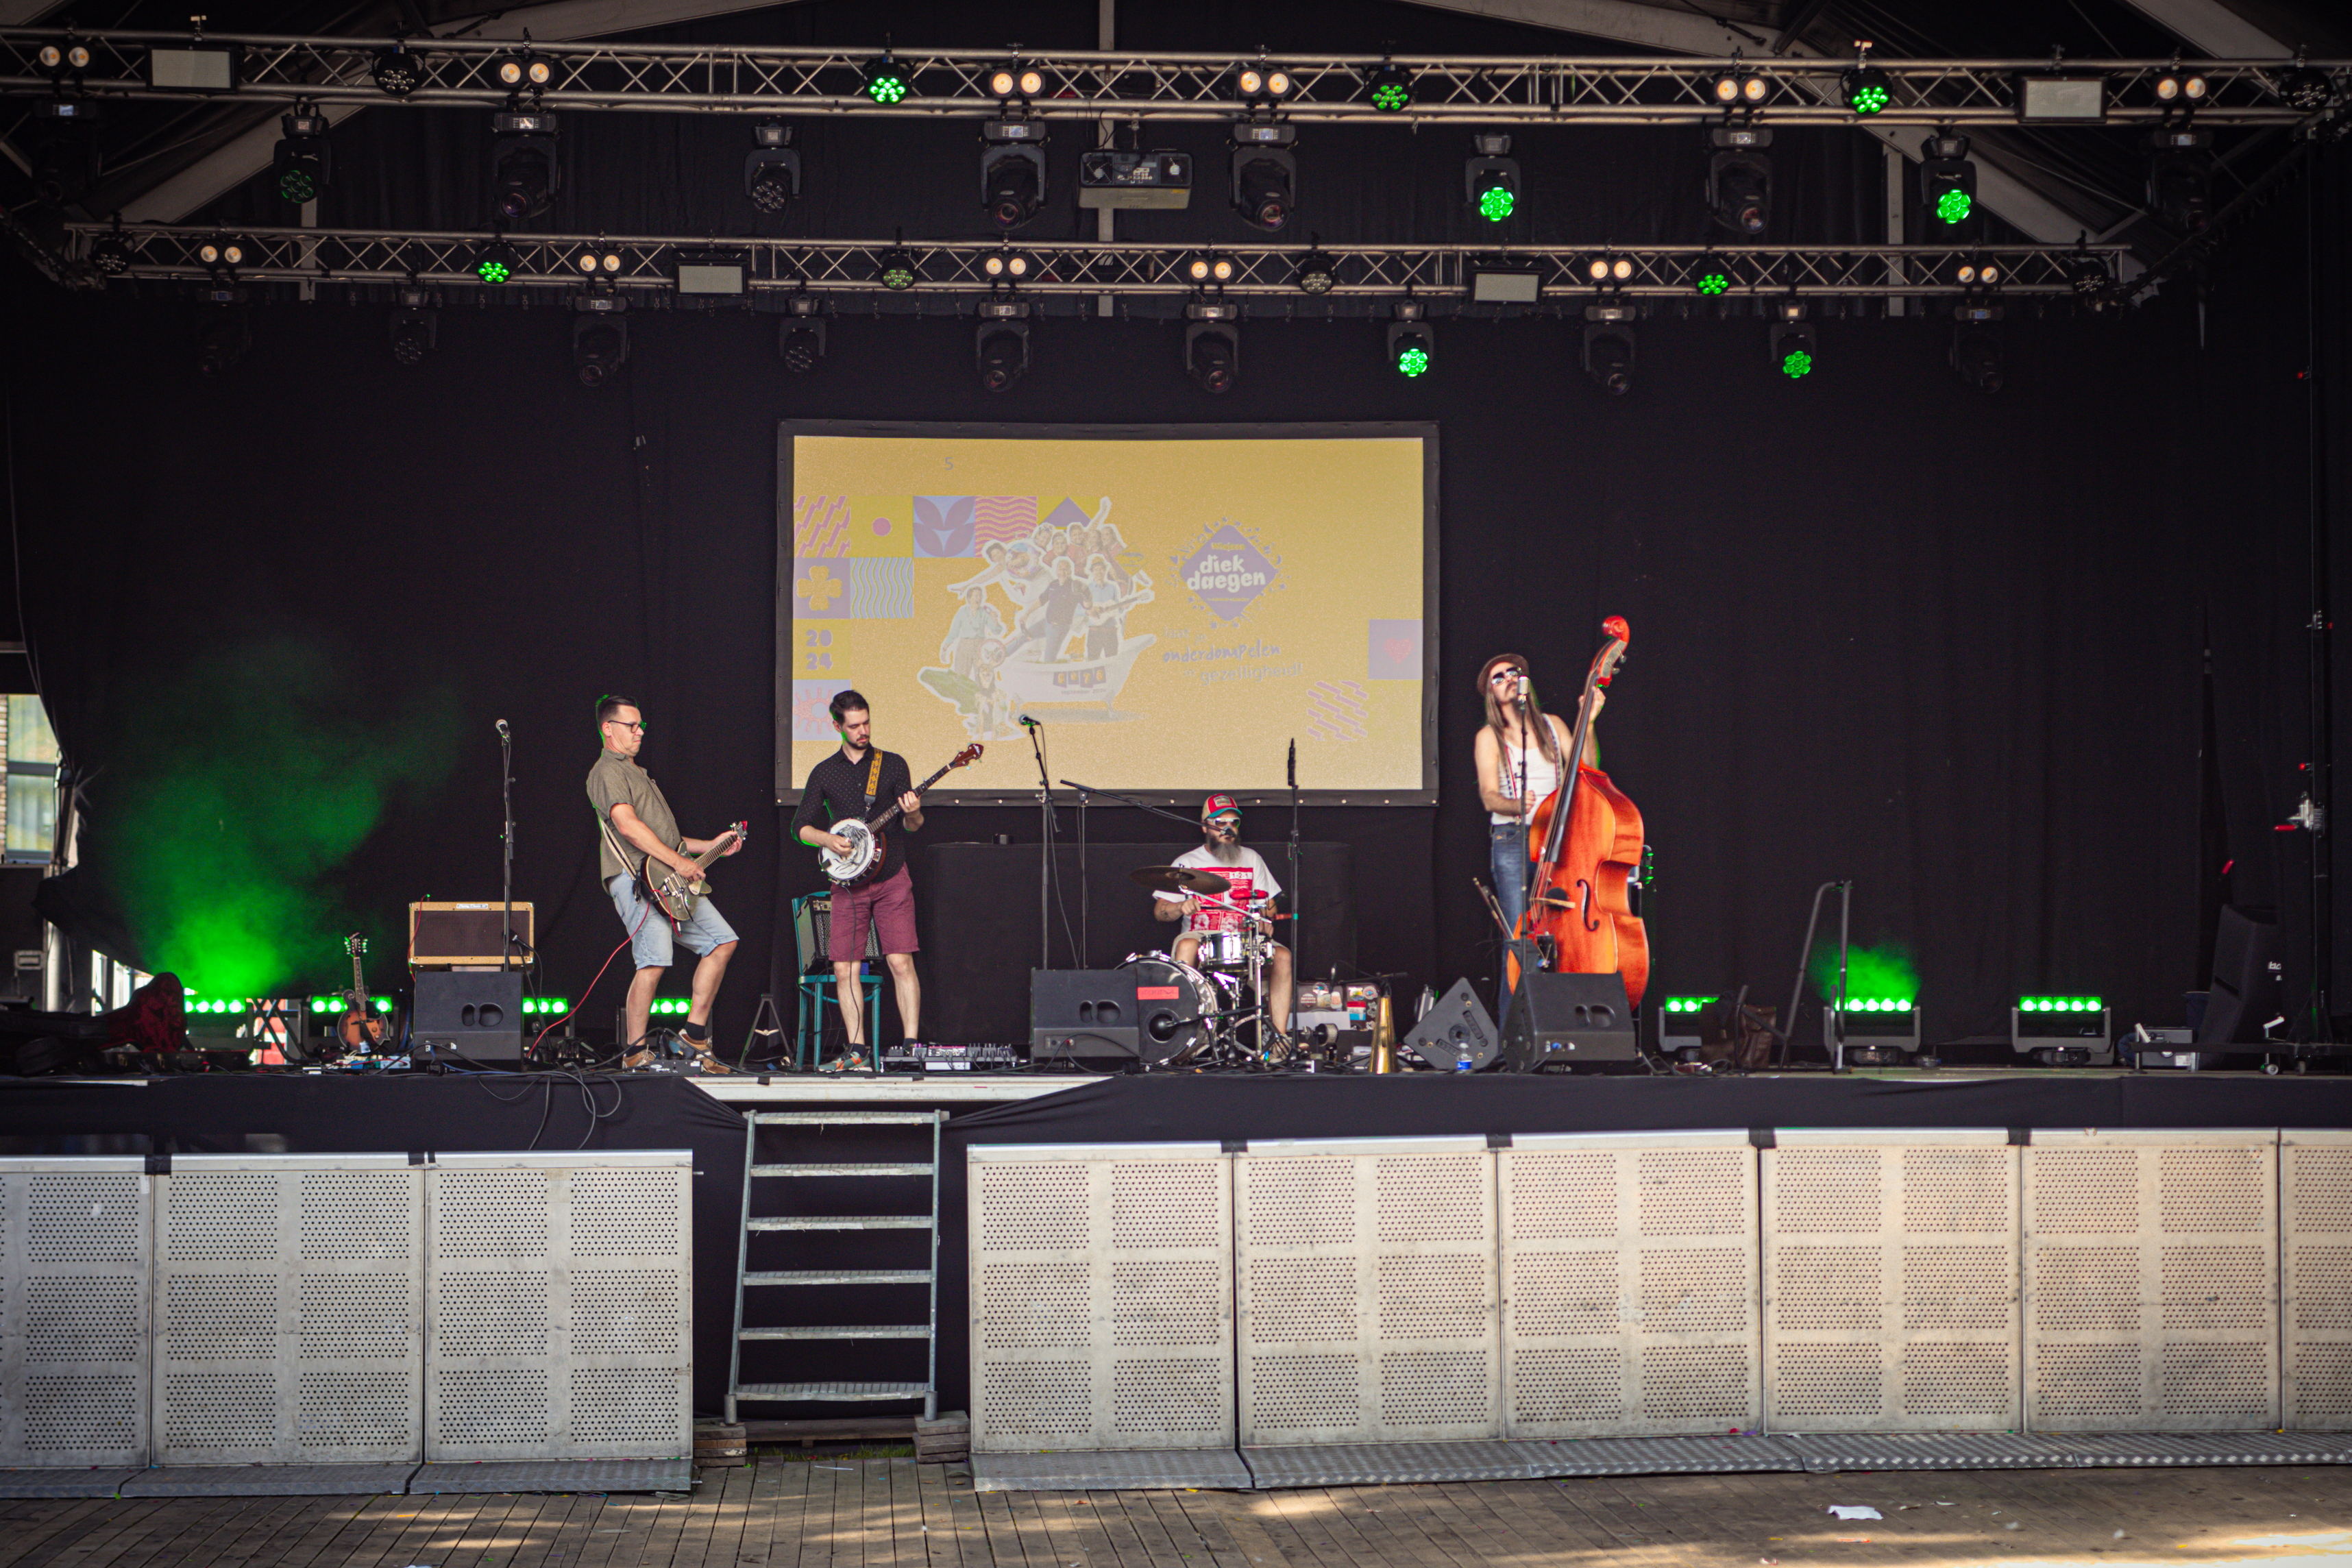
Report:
1201,793,1241,821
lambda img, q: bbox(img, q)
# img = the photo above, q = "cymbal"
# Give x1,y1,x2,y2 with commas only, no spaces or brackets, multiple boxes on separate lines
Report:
1129,864,1231,896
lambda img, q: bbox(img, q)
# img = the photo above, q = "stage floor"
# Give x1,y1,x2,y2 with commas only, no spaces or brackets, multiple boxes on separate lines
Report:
3,1456,2351,1568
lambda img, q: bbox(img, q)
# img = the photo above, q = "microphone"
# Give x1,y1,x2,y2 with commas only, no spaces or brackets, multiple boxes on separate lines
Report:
1517,675,1531,705
495,718,510,738
1018,714,1042,728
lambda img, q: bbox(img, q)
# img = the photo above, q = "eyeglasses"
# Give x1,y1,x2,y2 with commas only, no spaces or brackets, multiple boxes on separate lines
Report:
604,718,646,732
1489,670,1524,686
1207,815,1242,827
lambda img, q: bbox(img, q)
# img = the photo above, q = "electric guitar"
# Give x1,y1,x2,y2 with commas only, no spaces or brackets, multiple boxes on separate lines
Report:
819,746,982,888
339,934,389,1051
649,822,750,924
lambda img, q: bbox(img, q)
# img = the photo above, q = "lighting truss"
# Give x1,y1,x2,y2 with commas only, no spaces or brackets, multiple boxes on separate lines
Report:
64,224,2133,299
2,32,2341,124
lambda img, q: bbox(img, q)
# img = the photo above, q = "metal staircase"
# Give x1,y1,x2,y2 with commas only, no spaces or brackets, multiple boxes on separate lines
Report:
726,1109,943,1422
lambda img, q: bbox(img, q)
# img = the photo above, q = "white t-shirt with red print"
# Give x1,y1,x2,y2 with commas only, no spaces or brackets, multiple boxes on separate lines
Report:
1153,845,1283,936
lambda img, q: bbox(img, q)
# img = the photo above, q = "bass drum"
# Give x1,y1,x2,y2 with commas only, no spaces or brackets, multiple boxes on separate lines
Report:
1119,951,1229,1065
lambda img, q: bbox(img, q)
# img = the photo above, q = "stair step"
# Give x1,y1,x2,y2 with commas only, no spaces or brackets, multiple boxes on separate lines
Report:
734,1381,933,1403
752,1162,933,1177
749,1215,933,1232
746,1269,934,1286
741,1325,931,1340
753,1112,943,1125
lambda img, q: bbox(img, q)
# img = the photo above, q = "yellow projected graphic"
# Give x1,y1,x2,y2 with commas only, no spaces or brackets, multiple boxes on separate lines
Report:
782,428,1430,796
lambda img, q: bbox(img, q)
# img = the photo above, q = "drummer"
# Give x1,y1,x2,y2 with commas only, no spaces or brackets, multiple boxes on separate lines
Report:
1151,794,1293,1037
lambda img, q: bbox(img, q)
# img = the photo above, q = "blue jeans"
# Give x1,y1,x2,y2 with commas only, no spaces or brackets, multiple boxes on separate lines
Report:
1489,822,1529,1024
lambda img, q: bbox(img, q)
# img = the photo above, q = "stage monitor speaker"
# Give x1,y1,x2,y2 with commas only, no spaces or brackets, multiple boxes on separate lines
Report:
1402,979,1501,1071
413,970,525,1066
1502,972,1640,1072
1029,969,1141,1066
2196,906,2286,1045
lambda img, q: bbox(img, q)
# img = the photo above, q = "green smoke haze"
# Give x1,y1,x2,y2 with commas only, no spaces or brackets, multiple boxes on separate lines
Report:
107,638,460,998
1810,940,1921,1003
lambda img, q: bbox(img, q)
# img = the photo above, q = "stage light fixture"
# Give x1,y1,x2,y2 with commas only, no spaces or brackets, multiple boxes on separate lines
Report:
1918,132,1978,237
1950,320,2002,393
27,99,98,208
863,54,909,104
779,299,825,373
988,63,1046,101
272,107,332,205
1843,47,1891,114
1233,64,1293,105
676,251,746,295
147,43,238,92
877,246,918,290
744,121,800,212
2016,74,2107,121
1582,315,1636,397
474,238,519,284
389,287,437,365
1465,133,1519,223
195,234,249,276
36,40,90,82
1386,305,1432,378
981,250,1033,282
2280,64,2336,112
195,306,251,379
1231,122,1299,233
2146,127,2215,231
2153,71,2207,104
1184,253,1238,287
489,109,559,223
1692,253,1732,295
1185,318,1240,394
1366,60,1414,112
1706,125,1772,236
1294,245,1338,294
486,49,558,93
2069,253,2112,297
88,234,132,277
1711,71,1767,105
371,43,424,97
1769,308,1815,378
975,304,1030,393
980,120,1046,230
572,301,628,388
1581,254,1634,286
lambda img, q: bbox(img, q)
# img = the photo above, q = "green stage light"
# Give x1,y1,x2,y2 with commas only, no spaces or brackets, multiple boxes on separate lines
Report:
1698,268,1728,295
1478,183,1515,221
474,239,519,284
1936,188,1973,225
1663,996,1719,1014
1843,64,1891,114
1783,347,1811,377
863,56,908,104
1367,62,1414,112
1397,345,1429,376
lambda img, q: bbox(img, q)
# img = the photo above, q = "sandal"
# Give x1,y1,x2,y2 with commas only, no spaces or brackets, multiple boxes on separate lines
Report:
819,1051,868,1075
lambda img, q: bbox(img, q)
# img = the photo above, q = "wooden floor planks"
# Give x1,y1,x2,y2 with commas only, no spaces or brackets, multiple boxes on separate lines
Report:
3,1457,2352,1568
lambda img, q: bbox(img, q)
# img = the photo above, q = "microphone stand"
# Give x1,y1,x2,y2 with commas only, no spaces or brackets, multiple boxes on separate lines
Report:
1286,739,1302,975
1025,718,1052,970
500,724,515,975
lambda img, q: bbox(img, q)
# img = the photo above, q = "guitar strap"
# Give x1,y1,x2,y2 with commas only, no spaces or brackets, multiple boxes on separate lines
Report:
598,813,662,909
861,751,883,816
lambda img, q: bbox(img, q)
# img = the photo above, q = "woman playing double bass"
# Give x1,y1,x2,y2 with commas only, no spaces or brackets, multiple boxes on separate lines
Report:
1472,652,1601,1016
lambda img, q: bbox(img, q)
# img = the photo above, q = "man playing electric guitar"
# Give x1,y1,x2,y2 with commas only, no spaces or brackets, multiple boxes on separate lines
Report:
587,694,741,1069
792,689,927,1072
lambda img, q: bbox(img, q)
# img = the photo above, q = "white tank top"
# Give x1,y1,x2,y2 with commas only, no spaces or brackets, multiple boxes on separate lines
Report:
1490,730,1563,824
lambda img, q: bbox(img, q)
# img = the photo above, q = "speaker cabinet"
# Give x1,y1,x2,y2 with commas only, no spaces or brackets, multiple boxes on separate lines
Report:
2197,906,2285,1046
1401,979,1502,1071
1029,969,1142,1066
1501,972,1640,1072
413,970,525,1065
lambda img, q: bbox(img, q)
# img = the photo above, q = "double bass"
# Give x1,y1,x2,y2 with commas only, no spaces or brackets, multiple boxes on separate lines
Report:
1515,617,1649,1009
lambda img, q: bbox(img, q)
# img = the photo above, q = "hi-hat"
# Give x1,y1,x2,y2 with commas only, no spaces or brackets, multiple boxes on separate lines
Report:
1128,864,1231,896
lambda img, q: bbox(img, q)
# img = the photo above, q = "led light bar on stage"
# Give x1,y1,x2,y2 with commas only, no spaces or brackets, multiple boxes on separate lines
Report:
2012,996,2113,1066
305,995,393,1014
1825,996,1921,1065
1658,994,1721,1060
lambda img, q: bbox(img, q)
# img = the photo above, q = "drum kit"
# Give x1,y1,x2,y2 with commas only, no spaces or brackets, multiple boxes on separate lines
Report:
1123,863,1336,1070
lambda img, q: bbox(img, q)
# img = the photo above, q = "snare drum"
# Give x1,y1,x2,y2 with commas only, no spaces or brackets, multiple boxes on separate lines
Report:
1119,951,1227,1064
1193,929,1250,970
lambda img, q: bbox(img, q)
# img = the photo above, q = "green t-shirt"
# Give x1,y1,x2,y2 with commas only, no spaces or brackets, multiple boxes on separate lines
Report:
587,749,681,881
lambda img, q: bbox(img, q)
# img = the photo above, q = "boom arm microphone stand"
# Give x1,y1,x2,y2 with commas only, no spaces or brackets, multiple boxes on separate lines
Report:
498,719,515,975
1287,739,1302,976
1024,715,1051,970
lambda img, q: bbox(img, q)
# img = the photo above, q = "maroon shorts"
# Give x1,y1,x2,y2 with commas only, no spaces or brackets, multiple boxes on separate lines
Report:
831,863,918,959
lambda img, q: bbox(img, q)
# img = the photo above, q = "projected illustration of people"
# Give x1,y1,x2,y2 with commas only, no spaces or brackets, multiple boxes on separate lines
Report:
940,587,1003,678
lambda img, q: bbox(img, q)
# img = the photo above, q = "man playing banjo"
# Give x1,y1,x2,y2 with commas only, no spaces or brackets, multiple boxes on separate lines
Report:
793,689,927,1070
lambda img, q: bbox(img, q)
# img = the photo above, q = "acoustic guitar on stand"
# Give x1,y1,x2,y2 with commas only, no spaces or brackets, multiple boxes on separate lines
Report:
820,745,983,887
339,933,391,1051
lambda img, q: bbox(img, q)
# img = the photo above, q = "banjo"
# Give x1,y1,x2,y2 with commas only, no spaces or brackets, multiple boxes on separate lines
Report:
819,744,983,887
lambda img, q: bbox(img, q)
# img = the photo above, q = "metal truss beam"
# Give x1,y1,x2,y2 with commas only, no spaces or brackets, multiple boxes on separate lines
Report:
4,32,2343,123
63,223,2130,299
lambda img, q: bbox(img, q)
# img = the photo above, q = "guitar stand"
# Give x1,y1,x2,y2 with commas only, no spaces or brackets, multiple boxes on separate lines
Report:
734,992,786,1073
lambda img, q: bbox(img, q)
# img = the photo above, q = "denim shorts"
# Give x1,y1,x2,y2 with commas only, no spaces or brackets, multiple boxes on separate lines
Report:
608,872,739,970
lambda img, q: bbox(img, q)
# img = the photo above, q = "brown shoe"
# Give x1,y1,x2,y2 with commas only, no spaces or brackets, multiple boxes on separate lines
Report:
692,1049,735,1075
622,1047,657,1070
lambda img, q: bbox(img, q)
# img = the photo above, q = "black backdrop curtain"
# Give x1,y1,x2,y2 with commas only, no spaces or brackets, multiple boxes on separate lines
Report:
2,0,2344,1049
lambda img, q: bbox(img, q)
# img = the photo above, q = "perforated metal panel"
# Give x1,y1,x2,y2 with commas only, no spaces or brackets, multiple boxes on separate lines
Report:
1238,1136,1498,1445
1499,1131,1759,1438
0,1158,151,1466
425,1152,690,1460
152,1155,420,1465
968,1142,1233,1453
1763,1129,2018,1432
2023,1129,2277,1432
2283,1130,2352,1429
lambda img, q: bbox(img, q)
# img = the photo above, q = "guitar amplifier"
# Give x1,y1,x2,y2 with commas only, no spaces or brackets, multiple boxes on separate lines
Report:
410,903,534,968
793,892,882,972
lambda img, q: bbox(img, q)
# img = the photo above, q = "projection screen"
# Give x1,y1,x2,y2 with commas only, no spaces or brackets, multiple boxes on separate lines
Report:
776,422,1437,803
